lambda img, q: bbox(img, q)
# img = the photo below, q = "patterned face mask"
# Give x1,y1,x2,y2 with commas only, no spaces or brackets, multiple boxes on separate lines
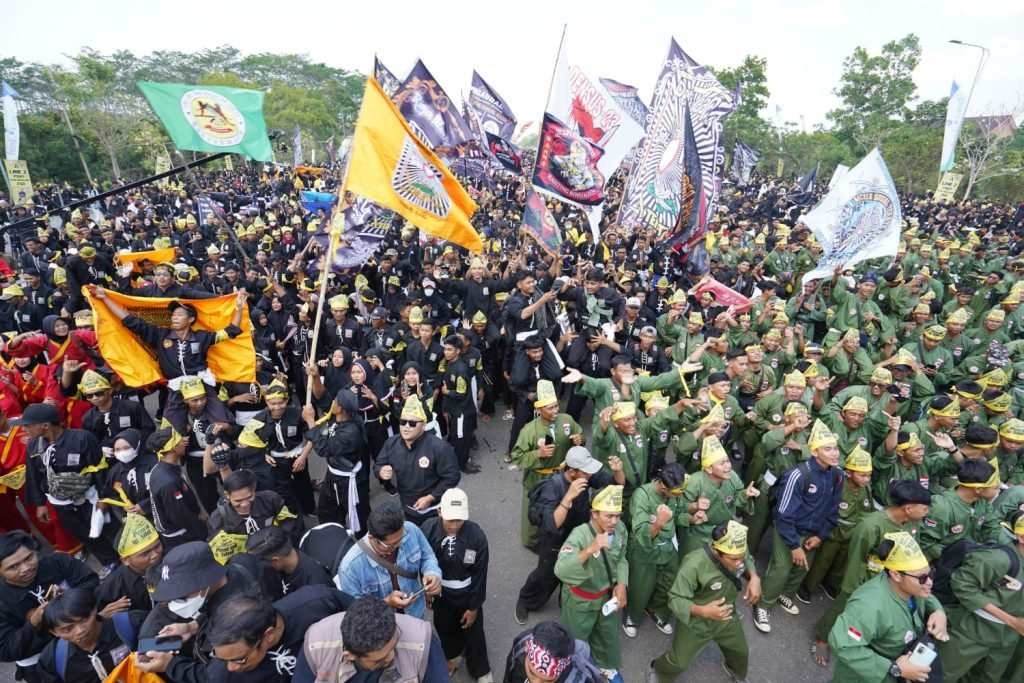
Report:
525,637,570,680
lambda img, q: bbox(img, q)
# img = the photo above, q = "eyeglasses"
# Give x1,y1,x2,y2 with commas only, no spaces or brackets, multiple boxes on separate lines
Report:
901,569,935,585
399,420,422,428
372,530,405,552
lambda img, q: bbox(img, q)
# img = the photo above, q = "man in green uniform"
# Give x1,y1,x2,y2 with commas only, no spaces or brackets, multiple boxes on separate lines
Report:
937,510,1024,683
799,445,874,603
649,521,762,683
562,356,697,422
670,312,704,364
655,290,688,347
829,271,895,350
591,402,650,512
901,325,955,390
811,480,931,667
623,463,704,638
919,459,1002,560
873,431,952,504
554,485,629,678
510,379,584,548
829,531,949,682
679,435,758,557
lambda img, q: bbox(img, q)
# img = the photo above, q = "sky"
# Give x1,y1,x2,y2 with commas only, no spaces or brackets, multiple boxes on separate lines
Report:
5,0,1023,133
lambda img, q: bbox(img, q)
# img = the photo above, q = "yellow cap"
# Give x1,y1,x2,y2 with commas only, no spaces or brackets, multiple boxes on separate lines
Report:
700,435,729,469
409,306,424,324
611,402,636,421
802,362,820,379
591,485,623,513
983,391,1012,413
1001,292,1020,305
656,276,670,288
947,308,971,325
264,379,288,400
117,513,160,558
701,403,726,425
784,401,808,418
52,267,67,285
533,380,558,409
923,325,946,342
897,432,923,452
773,311,789,325
783,370,806,388
669,290,687,305
1,285,24,299
870,367,893,384
328,294,349,310
156,429,183,457
80,370,111,394
845,445,872,473
986,308,1006,323
471,311,488,325
237,422,268,449
929,397,961,418
645,392,670,412
712,520,748,555
179,377,206,401
979,368,1008,389
808,419,838,451
73,310,94,326
842,396,868,413
881,532,929,572
913,302,931,316
401,395,428,422
688,312,703,325
999,418,1024,443
841,329,859,344
494,292,509,302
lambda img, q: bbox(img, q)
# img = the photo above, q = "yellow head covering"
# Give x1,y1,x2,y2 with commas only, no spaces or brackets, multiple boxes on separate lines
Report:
784,401,808,418
960,465,1000,489
645,392,670,412
923,325,946,342
80,370,110,394
591,485,623,513
979,368,1008,389
897,432,923,452
999,418,1024,443
409,306,424,324
1001,291,1020,305
328,294,349,310
783,370,806,388
117,513,160,558
179,377,206,401
401,396,428,422
700,435,729,469
986,308,1006,323
687,312,703,325
913,302,931,316
929,398,960,418
712,520,748,555
701,403,726,425
156,429,183,458
841,329,859,344
533,380,558,409
870,367,893,385
802,362,820,380
881,531,929,572
983,392,1011,413
808,419,838,451
669,290,687,305
842,396,868,413
264,379,289,400
845,445,872,473
947,308,971,325
471,311,488,325
611,402,636,422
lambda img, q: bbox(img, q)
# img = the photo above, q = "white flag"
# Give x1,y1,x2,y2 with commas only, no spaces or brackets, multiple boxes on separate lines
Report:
827,164,849,190
801,148,902,285
940,80,968,172
2,81,19,161
292,125,302,167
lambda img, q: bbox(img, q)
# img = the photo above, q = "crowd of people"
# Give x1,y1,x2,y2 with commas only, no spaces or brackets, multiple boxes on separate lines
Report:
0,159,1022,683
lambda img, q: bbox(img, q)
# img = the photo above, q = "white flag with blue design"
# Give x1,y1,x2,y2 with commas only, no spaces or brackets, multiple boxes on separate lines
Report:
2,81,19,161
801,148,902,285
940,80,968,172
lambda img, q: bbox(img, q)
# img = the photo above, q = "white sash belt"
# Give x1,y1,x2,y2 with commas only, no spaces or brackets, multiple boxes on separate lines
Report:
326,461,363,534
441,577,472,590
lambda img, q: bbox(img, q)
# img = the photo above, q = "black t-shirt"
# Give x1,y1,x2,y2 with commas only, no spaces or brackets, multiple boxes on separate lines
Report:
37,611,147,683
280,552,332,596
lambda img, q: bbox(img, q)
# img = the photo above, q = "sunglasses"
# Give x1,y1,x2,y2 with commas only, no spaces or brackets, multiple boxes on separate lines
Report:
900,568,935,585
84,392,108,399
399,419,422,428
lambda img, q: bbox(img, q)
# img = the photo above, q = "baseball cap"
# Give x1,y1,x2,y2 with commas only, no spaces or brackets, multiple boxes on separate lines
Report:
565,446,602,475
625,297,641,308
440,488,469,521
10,403,59,426
151,541,227,602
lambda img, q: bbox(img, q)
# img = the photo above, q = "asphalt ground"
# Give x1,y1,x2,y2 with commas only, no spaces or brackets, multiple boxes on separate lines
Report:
2,399,836,683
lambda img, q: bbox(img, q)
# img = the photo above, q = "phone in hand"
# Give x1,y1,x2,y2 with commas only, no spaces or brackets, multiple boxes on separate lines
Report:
138,636,183,653
404,587,426,601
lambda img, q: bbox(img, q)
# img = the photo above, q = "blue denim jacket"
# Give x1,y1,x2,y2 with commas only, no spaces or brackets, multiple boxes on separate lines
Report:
337,521,442,619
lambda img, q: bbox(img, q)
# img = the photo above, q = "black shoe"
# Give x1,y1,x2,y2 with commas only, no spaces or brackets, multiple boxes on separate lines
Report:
822,585,838,601
462,461,482,474
796,586,812,604
514,603,528,625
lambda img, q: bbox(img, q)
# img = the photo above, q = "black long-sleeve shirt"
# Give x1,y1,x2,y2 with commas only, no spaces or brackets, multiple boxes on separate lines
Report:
96,564,152,612
148,461,207,545
121,316,241,380
81,399,156,448
421,518,488,610
37,611,148,683
373,433,460,508
25,429,105,506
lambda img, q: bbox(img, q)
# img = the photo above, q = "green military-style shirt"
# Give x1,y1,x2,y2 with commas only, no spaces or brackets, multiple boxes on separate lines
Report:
667,544,755,628
899,341,955,388
591,424,648,497
510,414,583,489
831,481,874,544
555,520,630,597
575,369,682,417
628,483,690,566
680,470,753,554
919,489,999,560
839,511,921,595
947,545,1024,643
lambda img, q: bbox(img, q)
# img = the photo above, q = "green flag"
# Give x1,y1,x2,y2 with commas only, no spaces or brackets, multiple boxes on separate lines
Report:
138,81,273,161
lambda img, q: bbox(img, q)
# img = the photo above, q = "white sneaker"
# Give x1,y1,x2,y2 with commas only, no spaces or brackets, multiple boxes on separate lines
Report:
778,594,800,615
599,669,619,681
477,674,494,683
621,615,637,638
753,606,772,633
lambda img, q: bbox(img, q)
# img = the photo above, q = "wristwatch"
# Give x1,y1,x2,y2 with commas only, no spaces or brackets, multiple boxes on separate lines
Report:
888,661,901,678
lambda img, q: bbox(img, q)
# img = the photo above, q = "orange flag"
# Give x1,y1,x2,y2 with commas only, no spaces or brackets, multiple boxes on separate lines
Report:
114,247,178,273
84,289,255,387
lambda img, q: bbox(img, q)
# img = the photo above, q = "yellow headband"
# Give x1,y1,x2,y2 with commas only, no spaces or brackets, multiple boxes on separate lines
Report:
897,432,922,451
929,399,961,418
881,531,929,572
591,485,623,513
712,520,748,555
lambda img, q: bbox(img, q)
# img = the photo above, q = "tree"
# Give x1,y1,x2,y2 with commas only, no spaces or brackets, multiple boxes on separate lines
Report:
956,101,1024,200
711,55,776,162
827,34,921,152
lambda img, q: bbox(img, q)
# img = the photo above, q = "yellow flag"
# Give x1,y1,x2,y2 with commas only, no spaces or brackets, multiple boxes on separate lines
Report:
85,289,256,387
346,78,482,252
114,247,178,273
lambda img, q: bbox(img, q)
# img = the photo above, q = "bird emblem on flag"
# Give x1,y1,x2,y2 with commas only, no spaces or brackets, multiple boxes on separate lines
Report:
391,137,451,218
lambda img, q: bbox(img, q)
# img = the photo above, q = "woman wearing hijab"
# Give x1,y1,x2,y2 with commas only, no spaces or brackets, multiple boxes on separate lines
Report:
387,361,440,436
102,429,158,517
266,296,297,373
341,359,389,459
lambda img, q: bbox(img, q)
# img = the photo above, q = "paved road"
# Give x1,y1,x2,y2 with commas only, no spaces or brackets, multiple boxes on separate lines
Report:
1,403,837,683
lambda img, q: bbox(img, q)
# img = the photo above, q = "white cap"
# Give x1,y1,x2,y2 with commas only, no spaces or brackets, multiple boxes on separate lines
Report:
626,297,642,308
440,488,469,520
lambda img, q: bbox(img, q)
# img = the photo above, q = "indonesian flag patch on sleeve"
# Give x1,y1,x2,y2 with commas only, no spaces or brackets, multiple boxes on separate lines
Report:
847,627,863,641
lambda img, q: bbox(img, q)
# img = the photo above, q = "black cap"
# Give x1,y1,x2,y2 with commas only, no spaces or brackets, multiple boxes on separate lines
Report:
167,300,198,318
707,372,730,385
334,388,360,415
10,403,59,426
151,541,226,602
966,424,998,447
888,480,931,506
957,459,995,485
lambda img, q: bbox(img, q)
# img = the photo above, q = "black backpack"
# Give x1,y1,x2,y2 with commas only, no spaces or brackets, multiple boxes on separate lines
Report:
527,479,550,528
932,538,1021,606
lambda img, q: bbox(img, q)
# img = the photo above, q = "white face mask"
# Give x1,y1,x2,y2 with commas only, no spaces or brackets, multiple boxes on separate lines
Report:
113,447,138,464
423,288,435,297
168,589,208,619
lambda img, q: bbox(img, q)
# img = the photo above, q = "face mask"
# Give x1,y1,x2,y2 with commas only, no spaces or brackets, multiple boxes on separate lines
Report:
424,288,435,297
113,448,138,464
169,589,207,619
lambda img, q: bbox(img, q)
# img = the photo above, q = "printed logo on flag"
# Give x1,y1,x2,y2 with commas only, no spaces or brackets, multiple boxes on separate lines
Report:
180,90,246,147
391,138,451,218
826,190,895,267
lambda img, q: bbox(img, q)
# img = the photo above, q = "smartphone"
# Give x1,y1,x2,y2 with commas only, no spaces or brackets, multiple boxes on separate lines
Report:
137,636,183,653
543,434,554,446
908,642,937,667
404,587,426,601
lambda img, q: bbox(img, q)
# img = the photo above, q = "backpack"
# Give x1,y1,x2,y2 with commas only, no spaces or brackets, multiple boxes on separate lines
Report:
932,538,1021,607
55,612,137,681
527,479,552,528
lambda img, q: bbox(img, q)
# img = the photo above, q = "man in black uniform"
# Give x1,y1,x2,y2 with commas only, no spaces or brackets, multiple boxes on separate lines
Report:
208,470,301,543
133,261,218,299
420,488,492,682
146,428,208,549
204,587,352,683
404,318,444,382
79,370,155,449
178,376,234,512
302,390,369,534
514,447,625,624
321,294,362,356
19,403,122,569
244,526,333,598
0,531,98,683
96,513,163,613
375,396,461,526
441,335,480,474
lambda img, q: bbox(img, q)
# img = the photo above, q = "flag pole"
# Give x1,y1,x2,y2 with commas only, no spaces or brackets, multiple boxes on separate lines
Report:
304,107,357,407
543,24,568,114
